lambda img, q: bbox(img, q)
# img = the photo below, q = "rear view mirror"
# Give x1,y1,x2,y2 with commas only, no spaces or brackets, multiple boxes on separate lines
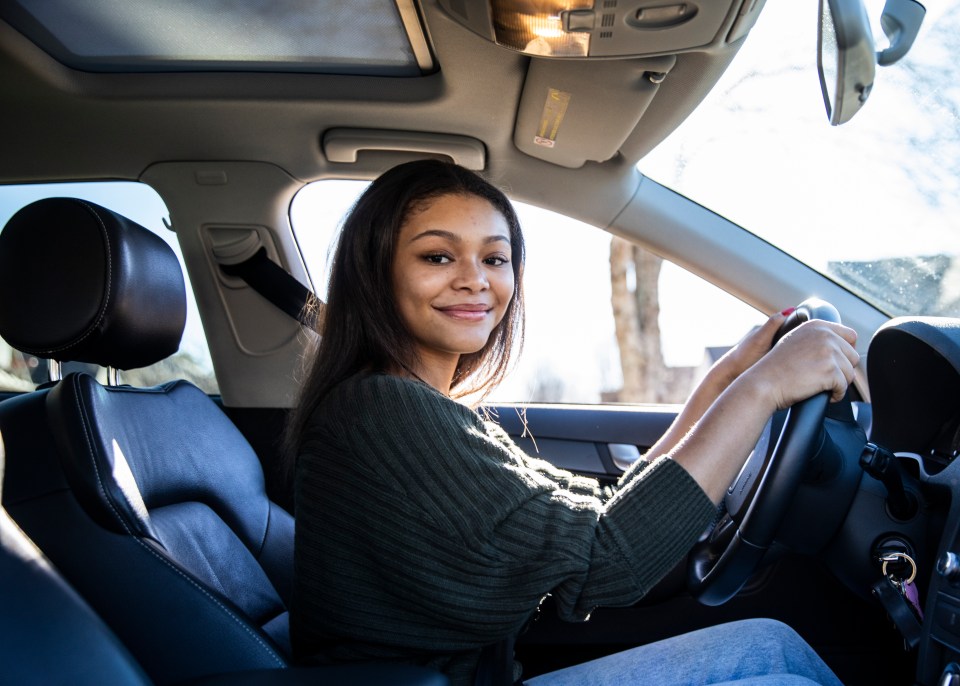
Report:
818,0,925,126
817,0,876,126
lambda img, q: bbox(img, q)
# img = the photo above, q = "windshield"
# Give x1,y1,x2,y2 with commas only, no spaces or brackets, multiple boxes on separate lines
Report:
639,0,960,318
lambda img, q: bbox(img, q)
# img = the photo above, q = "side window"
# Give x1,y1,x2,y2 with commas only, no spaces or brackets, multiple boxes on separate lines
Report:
291,181,763,404
0,182,217,394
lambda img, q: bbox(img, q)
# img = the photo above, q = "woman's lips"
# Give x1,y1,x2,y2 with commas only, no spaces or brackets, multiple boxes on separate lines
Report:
436,304,491,321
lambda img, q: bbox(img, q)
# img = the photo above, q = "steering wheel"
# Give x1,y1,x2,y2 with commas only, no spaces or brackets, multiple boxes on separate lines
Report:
687,297,841,606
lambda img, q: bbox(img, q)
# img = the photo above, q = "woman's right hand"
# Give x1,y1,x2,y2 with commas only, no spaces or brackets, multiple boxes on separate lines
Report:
744,320,860,411
665,319,860,502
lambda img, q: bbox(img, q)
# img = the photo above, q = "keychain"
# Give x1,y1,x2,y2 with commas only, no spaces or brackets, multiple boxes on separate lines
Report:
871,551,924,649
881,552,923,620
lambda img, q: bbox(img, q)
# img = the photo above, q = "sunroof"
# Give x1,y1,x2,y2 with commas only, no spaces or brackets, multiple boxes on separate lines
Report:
2,0,434,75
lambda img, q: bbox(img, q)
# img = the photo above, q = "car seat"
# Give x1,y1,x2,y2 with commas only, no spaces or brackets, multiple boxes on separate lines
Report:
1,428,447,686
0,197,295,683
0,198,447,686
0,427,153,686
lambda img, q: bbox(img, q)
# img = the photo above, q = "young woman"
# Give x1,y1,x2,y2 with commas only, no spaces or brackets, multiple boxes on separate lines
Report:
286,159,858,685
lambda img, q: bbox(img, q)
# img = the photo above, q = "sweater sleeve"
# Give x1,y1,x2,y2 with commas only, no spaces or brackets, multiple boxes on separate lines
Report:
334,375,716,626
481,417,604,498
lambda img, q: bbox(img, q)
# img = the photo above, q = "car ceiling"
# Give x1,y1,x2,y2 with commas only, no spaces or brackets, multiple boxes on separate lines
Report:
0,0,751,226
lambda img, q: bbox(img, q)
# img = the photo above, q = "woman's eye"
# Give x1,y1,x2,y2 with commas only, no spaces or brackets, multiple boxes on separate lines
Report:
424,253,451,264
485,255,509,266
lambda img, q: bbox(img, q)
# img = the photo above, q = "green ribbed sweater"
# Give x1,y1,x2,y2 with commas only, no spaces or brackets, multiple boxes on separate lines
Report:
292,373,716,684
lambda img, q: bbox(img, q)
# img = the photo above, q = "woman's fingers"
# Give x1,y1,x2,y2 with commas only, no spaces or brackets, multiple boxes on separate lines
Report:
761,321,860,408
719,310,793,380
828,344,858,402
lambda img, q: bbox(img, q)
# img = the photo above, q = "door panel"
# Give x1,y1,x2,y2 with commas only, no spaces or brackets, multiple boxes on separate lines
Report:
488,403,678,479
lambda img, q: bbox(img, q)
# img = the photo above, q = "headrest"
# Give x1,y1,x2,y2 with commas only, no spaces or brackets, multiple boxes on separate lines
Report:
0,198,186,370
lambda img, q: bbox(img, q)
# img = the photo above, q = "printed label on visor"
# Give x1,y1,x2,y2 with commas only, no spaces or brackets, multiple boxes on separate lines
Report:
535,88,571,148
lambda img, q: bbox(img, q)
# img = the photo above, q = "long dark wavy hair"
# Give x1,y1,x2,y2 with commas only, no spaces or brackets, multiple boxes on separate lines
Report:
283,159,525,468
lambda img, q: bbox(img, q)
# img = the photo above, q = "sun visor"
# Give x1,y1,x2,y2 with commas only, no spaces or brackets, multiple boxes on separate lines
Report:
867,317,960,456
513,56,675,168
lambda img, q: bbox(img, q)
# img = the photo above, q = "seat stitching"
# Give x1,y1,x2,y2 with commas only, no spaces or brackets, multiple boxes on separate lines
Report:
128,536,287,666
68,377,286,667
256,501,271,558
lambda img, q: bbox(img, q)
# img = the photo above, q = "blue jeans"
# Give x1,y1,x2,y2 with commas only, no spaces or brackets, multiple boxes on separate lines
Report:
525,619,843,686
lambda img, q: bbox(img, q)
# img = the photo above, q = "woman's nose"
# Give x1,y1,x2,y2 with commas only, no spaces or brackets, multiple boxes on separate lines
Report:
453,259,488,291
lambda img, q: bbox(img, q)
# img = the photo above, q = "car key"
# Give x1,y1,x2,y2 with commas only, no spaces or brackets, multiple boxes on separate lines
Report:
902,578,923,619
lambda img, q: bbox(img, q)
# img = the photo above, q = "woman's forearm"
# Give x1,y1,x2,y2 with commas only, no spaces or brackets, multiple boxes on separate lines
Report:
664,371,778,503
643,361,739,463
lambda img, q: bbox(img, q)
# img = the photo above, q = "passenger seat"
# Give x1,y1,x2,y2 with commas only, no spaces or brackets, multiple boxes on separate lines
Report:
1,432,447,686
0,430,152,685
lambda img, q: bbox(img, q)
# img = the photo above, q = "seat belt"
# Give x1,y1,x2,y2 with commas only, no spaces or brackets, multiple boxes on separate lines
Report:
219,247,317,325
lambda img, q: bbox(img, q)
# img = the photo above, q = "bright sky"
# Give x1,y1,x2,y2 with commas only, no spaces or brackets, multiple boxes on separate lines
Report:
640,0,960,269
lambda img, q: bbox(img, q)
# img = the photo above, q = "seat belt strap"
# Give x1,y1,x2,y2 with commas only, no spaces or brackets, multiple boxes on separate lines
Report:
220,248,315,324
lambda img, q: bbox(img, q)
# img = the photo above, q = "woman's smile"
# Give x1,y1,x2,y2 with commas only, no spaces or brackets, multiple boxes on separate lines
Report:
435,303,493,321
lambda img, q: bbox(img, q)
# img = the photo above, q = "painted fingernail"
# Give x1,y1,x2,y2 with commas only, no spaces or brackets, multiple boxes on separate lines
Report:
780,307,796,316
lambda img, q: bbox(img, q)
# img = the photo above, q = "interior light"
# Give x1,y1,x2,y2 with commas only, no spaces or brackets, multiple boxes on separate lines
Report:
491,0,593,56
440,0,730,58
525,14,565,39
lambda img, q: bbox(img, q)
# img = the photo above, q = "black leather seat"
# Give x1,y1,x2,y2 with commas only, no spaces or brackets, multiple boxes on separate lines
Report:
1,427,447,686
0,430,153,686
0,198,293,683
0,198,447,686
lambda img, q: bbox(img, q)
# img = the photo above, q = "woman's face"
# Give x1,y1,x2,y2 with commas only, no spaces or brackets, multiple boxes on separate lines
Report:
392,192,514,383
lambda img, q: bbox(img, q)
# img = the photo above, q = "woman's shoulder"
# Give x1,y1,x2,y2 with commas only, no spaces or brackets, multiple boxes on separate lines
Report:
320,372,475,427
346,371,447,405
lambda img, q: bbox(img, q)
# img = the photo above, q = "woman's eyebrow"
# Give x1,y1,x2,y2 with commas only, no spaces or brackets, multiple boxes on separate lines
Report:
408,229,510,245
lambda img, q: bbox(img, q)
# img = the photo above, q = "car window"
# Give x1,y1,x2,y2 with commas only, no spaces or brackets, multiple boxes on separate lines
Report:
291,180,764,404
0,182,218,394
639,0,960,318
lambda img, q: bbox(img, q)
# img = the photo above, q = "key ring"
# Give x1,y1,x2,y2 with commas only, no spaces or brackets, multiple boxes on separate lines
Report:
882,552,917,585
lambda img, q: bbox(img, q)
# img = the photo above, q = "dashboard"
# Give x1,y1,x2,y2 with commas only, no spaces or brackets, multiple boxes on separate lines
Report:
854,317,960,685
